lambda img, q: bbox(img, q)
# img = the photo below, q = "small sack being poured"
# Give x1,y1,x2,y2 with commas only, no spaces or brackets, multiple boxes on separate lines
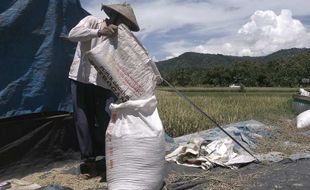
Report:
86,24,161,102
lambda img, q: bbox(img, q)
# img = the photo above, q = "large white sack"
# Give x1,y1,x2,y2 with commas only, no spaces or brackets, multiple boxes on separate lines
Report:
297,109,310,128
106,96,165,190
86,24,161,102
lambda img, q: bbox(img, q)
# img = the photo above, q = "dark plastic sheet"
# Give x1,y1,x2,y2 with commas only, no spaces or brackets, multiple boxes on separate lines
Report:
0,112,79,180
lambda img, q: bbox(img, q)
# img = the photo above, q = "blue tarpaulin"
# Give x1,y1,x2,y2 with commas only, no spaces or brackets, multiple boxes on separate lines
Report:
0,0,89,117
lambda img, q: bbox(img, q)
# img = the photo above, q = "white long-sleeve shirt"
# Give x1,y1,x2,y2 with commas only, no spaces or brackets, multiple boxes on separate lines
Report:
68,15,109,89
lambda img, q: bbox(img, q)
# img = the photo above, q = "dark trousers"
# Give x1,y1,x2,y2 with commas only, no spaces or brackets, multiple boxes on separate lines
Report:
71,80,116,160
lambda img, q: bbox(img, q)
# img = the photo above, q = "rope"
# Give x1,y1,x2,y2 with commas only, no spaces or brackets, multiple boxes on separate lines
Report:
0,113,72,125
161,78,259,162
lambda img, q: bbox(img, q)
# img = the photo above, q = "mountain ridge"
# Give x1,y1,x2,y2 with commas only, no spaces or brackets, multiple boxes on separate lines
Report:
156,48,310,87
156,48,310,72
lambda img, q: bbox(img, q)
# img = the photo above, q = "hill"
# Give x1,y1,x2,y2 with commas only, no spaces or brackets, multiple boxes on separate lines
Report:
157,48,310,87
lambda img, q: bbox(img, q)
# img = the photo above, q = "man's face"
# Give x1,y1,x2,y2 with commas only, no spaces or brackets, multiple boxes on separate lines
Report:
118,17,131,29
109,13,119,23
110,13,131,29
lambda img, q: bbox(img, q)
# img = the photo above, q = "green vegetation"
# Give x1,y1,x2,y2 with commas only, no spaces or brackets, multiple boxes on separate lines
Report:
157,48,310,87
157,87,298,93
156,88,295,137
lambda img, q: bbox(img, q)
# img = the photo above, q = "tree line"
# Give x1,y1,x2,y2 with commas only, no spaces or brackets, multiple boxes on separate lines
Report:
159,51,310,87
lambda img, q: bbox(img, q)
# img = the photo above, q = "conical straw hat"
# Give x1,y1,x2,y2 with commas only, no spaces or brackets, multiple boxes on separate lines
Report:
101,3,140,32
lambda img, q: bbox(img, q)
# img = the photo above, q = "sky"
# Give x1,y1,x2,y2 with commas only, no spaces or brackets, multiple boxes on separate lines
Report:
80,0,310,61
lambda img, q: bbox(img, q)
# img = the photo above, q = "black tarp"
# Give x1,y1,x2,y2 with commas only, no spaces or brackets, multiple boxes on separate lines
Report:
0,112,79,180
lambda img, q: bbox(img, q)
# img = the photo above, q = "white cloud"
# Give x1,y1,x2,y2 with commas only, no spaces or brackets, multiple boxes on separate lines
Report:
164,9,310,58
81,0,241,38
162,40,195,59
80,0,310,59
81,0,310,36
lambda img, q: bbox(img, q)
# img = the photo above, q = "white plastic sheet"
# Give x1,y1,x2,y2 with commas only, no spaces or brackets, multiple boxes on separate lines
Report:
165,137,255,170
1,179,41,190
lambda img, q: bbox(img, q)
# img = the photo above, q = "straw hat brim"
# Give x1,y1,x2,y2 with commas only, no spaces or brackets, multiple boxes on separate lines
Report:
101,4,140,32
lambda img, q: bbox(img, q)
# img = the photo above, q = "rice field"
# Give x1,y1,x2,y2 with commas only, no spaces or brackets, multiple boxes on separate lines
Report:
156,87,296,137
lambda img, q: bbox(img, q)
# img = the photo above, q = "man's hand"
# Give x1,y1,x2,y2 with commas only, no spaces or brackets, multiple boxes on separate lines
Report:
98,24,118,37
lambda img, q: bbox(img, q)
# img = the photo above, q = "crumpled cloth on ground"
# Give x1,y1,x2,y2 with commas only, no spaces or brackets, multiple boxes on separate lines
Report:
165,137,255,170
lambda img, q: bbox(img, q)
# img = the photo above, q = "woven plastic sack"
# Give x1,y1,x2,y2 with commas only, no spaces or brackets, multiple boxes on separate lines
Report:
86,24,161,102
297,109,310,128
299,88,310,96
105,96,165,190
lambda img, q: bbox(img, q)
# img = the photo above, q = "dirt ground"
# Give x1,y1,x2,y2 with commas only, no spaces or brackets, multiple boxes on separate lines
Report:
2,118,310,190
21,160,107,190
12,158,310,190
165,159,310,190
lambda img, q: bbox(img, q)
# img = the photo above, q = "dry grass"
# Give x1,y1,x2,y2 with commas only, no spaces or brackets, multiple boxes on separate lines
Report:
21,162,107,190
256,118,310,155
157,87,298,93
166,169,263,190
156,89,294,137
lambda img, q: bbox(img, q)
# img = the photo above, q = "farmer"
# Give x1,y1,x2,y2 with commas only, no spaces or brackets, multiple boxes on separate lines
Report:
68,3,140,178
